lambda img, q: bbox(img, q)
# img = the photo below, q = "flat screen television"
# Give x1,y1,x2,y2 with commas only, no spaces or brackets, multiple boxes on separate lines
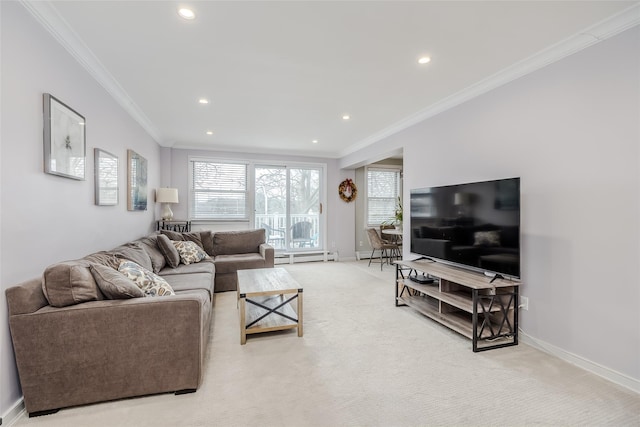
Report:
410,177,520,279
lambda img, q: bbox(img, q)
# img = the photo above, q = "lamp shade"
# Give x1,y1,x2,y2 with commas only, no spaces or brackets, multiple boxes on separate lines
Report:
454,192,469,205
156,188,179,204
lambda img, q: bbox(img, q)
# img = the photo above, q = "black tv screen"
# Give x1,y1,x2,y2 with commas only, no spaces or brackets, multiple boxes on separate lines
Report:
410,177,520,278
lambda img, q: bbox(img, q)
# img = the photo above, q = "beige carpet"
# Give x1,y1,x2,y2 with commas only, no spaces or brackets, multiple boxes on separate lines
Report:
13,261,640,426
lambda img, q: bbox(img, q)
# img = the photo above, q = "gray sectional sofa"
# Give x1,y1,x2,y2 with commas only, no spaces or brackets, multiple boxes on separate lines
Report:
5,228,273,416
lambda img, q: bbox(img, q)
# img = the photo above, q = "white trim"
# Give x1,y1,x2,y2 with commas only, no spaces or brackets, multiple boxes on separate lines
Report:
2,398,25,426
275,251,338,264
519,331,640,395
20,1,164,145
338,4,640,158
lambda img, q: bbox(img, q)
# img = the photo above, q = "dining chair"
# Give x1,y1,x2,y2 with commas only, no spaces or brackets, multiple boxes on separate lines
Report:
366,228,399,270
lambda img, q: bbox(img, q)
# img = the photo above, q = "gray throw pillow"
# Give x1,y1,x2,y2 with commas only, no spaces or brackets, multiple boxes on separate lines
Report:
89,264,144,299
160,230,204,249
157,234,181,268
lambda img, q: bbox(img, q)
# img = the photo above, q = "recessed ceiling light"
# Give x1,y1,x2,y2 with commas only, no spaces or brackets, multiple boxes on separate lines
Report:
178,8,195,20
312,140,318,144
198,98,209,104
206,131,213,135
418,56,431,65
342,115,350,121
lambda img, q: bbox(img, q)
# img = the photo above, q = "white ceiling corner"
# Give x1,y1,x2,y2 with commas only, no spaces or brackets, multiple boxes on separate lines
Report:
19,0,166,146
20,1,640,159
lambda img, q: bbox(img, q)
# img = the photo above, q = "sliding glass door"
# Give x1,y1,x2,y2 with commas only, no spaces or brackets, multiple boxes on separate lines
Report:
255,165,322,251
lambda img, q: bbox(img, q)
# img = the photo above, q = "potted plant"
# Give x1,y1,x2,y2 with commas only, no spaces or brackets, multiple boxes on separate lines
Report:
382,197,403,230
393,197,403,229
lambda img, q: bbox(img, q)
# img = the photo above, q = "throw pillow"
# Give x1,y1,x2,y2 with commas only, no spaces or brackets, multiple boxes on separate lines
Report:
117,260,175,297
157,234,181,268
173,240,209,265
111,243,154,272
160,230,204,250
90,264,144,299
473,230,501,247
138,235,167,273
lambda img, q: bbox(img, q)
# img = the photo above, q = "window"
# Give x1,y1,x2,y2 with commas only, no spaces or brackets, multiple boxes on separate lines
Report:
189,159,248,220
366,167,401,225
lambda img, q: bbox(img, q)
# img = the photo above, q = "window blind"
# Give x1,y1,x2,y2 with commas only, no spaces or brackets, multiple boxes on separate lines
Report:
367,168,400,225
190,160,248,219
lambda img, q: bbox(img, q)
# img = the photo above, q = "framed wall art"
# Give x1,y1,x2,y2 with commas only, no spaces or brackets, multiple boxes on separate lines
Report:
94,149,119,206
127,149,148,211
43,93,86,180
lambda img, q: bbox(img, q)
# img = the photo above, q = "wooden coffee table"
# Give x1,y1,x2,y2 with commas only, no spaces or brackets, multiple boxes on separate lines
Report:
237,268,303,345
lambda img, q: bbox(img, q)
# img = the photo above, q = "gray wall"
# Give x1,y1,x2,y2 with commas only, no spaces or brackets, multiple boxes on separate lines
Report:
342,27,640,384
166,148,356,259
1,2,161,417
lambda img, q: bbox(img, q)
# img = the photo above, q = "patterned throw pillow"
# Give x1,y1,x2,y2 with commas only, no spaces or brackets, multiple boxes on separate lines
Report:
117,260,175,297
173,240,209,265
473,230,501,247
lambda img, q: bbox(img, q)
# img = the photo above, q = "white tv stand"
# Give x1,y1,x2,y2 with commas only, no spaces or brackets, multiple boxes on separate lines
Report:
395,259,520,352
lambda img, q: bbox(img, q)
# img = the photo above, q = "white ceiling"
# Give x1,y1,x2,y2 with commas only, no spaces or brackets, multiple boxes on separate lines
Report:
26,1,639,158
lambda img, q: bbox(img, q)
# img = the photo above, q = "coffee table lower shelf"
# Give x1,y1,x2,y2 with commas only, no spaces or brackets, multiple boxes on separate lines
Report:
240,294,301,343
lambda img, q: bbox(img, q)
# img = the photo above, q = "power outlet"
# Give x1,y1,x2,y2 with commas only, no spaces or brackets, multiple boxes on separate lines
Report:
331,241,336,248
359,241,363,247
520,296,529,311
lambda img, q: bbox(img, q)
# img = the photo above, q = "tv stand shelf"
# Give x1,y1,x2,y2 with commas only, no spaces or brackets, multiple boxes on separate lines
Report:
395,259,520,352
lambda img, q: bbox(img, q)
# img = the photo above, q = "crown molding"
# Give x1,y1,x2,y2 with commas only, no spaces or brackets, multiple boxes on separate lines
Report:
19,1,639,157
20,0,166,145
338,3,640,158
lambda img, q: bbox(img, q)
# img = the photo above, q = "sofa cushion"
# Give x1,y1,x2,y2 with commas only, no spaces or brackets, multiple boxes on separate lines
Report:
89,264,144,299
200,231,214,256
111,243,154,272
160,230,204,250
212,229,265,256
159,259,215,276
163,273,214,296
173,241,209,265
118,260,175,297
83,251,121,269
157,234,181,268
137,235,167,273
42,260,104,307
213,253,267,274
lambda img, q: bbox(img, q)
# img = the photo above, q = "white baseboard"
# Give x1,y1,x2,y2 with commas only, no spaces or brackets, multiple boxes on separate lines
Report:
519,331,640,394
275,251,339,264
2,398,25,426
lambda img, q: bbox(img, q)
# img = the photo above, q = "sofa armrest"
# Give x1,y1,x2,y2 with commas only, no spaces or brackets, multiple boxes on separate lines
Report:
8,294,209,414
260,243,275,267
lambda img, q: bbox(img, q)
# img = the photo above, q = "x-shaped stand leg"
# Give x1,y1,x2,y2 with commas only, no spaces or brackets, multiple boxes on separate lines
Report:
245,294,299,328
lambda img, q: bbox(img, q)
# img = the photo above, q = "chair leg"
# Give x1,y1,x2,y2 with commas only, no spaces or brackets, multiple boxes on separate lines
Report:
368,249,375,267
380,249,385,270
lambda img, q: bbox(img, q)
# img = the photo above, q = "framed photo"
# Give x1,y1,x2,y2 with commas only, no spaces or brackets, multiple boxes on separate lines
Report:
94,149,118,206
43,93,86,180
127,149,148,211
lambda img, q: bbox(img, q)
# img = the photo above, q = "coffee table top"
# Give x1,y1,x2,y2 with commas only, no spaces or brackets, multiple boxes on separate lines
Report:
237,267,301,296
